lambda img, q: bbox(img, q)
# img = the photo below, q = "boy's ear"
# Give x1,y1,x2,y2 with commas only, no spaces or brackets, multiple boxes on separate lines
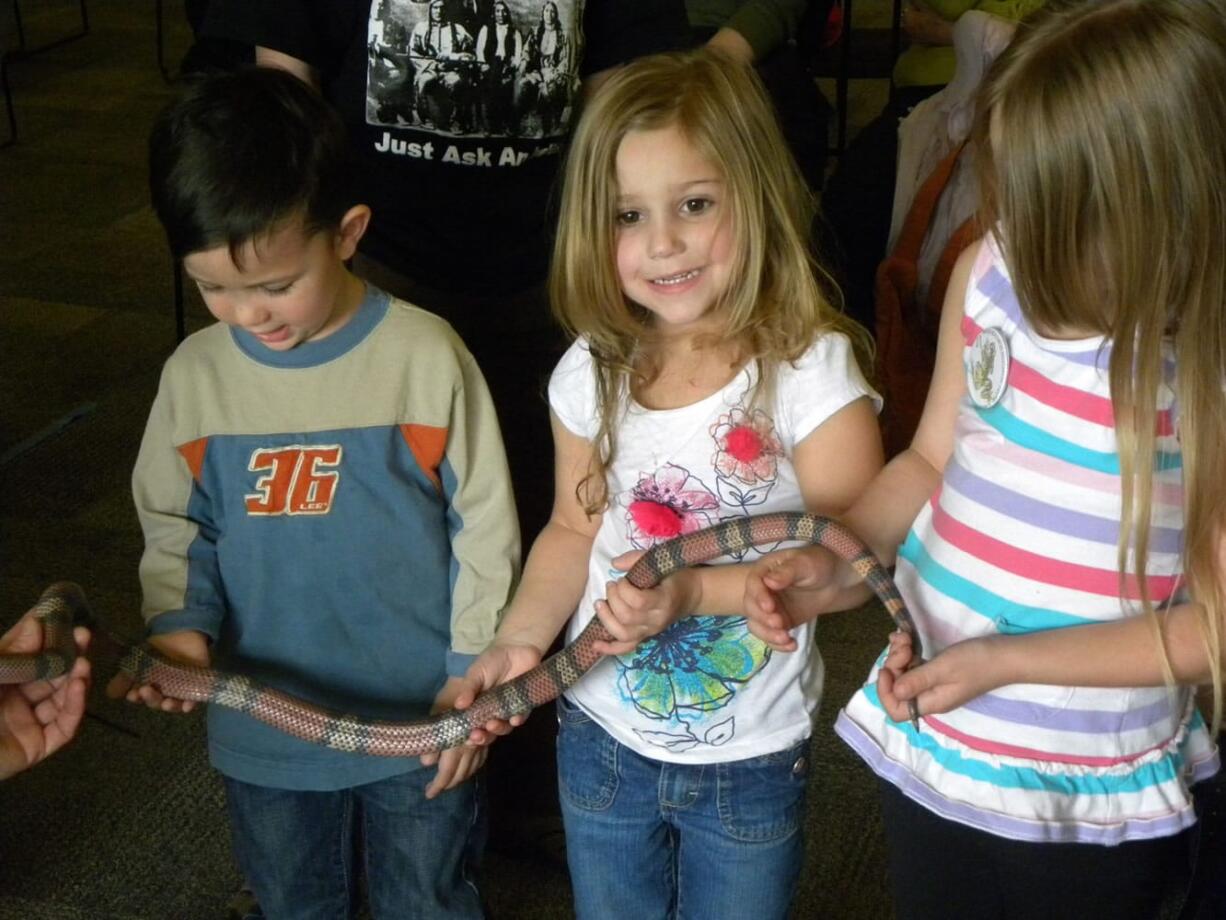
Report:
334,205,372,261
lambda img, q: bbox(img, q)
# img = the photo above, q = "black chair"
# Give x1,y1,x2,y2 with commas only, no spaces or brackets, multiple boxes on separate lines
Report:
805,0,904,157
1,52,14,148
155,0,173,81
1,0,92,148
1,3,16,146
12,0,88,55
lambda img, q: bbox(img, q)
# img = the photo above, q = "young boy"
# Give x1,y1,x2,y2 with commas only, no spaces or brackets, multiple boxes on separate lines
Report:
114,66,519,918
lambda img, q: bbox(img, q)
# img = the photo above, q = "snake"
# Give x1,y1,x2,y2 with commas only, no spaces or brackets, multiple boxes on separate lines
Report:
0,512,920,755
0,581,89,682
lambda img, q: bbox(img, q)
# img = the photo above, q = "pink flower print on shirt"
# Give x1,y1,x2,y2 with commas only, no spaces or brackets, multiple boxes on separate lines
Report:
709,407,783,521
710,407,783,485
624,464,720,549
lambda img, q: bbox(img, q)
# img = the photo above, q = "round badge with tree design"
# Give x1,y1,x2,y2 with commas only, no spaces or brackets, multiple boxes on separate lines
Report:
967,327,1010,408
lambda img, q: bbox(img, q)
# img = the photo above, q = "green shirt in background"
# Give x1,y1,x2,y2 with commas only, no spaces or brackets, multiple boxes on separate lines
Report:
893,0,1045,88
685,0,807,59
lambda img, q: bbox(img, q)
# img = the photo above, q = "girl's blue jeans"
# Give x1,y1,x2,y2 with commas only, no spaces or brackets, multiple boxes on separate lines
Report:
556,695,809,920
222,769,485,919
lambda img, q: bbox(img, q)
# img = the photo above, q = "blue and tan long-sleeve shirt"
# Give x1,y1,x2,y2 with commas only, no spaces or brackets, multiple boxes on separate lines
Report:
132,285,520,789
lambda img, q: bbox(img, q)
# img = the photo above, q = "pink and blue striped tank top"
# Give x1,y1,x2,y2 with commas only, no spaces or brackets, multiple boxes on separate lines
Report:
836,235,1220,844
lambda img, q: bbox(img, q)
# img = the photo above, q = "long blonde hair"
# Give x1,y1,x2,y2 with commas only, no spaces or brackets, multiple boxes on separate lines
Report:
550,49,868,513
976,0,1226,731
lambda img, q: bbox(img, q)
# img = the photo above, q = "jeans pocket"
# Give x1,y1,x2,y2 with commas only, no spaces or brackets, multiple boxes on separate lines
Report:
716,738,810,843
556,693,593,726
556,698,619,812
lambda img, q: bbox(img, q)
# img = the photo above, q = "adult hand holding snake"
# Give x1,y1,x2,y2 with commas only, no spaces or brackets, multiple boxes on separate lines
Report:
0,590,92,780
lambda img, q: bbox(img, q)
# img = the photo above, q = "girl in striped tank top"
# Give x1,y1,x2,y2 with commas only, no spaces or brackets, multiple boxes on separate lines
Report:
743,2,1225,917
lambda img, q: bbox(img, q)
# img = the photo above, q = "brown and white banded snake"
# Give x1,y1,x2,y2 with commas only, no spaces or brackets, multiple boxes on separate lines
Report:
0,512,921,754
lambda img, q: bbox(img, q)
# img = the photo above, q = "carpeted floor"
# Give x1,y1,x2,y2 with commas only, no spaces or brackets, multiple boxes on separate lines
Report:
0,3,901,918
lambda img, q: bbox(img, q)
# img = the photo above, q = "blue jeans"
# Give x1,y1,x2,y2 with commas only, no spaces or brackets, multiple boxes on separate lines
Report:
223,770,485,920
556,696,809,920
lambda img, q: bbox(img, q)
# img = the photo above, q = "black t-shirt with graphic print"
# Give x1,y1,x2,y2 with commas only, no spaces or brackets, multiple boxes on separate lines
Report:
230,0,688,297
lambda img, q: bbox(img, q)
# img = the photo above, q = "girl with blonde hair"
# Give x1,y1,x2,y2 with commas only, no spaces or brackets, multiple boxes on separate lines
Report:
455,48,882,918
744,2,1225,916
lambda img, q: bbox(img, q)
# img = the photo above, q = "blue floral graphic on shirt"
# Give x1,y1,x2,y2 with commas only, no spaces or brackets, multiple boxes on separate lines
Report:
614,461,772,752
618,615,771,752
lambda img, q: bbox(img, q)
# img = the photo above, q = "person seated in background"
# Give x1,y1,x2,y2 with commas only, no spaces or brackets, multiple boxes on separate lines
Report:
873,10,1020,455
892,0,1041,103
821,0,1045,330
684,0,832,193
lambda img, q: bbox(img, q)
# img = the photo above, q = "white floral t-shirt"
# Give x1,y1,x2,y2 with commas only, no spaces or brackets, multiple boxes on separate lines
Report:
549,334,880,764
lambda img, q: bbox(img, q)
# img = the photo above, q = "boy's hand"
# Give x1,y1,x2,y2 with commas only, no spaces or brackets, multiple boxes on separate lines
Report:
592,551,699,656
877,634,1002,724
106,630,210,714
743,547,845,651
0,613,92,780
449,641,543,744
420,677,488,799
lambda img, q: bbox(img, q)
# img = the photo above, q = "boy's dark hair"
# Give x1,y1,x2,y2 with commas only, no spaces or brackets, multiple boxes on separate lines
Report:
149,66,353,261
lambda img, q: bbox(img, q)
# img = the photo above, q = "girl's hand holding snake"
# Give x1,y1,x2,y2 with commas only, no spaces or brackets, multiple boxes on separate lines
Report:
450,640,544,744
875,631,1007,724
743,546,848,652
0,613,91,780
419,677,489,799
107,629,210,713
593,550,701,656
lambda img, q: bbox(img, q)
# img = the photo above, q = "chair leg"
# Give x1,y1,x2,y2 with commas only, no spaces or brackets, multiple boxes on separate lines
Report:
13,0,25,51
890,0,903,64
834,0,852,155
0,57,15,148
155,0,174,82
11,0,90,56
887,0,903,108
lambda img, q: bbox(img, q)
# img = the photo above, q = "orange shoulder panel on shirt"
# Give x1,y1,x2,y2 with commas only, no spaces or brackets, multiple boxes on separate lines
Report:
176,437,209,483
399,424,448,493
